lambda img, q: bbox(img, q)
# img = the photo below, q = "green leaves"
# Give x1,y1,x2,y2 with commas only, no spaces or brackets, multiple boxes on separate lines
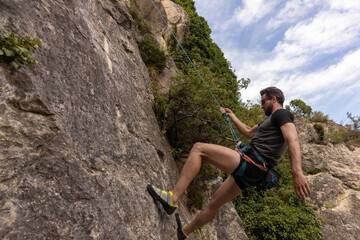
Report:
286,99,312,118
0,23,42,70
163,64,241,151
139,34,167,73
313,123,325,141
234,159,323,240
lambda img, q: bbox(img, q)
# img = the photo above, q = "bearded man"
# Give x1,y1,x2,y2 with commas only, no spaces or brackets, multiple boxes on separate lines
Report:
147,87,310,240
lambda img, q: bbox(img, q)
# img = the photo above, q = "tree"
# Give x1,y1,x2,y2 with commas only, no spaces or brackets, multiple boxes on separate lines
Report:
347,112,360,139
286,99,312,118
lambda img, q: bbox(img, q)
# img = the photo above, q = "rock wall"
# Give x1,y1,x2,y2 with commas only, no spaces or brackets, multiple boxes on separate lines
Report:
0,0,246,239
295,118,360,240
5,0,358,239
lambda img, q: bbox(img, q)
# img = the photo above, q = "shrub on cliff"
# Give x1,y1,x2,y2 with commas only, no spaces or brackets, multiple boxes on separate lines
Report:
313,123,325,141
310,111,329,123
234,157,323,240
0,24,41,70
139,34,167,73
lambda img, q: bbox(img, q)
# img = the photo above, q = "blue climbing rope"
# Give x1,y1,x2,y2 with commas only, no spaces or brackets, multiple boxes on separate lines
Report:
149,0,240,144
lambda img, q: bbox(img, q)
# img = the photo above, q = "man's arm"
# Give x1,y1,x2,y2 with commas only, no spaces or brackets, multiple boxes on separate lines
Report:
222,108,258,139
280,122,310,200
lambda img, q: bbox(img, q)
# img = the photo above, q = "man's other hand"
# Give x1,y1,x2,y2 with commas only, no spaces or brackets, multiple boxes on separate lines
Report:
292,172,310,200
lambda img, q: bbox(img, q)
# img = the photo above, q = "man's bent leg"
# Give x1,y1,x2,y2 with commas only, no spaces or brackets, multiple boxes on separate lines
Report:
172,143,240,205
183,176,242,236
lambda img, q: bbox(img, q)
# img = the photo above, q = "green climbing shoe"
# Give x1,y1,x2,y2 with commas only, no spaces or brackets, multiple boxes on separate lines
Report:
175,213,188,240
147,184,178,215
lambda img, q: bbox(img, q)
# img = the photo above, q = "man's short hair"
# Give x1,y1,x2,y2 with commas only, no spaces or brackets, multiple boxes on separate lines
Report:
260,87,285,106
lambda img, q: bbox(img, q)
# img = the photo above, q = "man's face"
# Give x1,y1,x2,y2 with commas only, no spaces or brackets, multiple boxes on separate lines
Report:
261,94,273,116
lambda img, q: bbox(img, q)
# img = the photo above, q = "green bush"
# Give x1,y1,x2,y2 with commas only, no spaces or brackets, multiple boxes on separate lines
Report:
310,111,329,123
234,159,323,240
313,124,325,141
139,34,167,73
0,24,41,69
325,128,348,143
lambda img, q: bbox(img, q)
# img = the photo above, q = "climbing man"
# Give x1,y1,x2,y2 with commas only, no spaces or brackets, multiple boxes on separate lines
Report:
147,87,310,240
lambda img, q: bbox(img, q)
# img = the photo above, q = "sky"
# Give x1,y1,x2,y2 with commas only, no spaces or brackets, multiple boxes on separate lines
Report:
193,0,360,124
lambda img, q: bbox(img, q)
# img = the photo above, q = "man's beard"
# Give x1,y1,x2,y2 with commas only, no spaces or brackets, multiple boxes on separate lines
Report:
264,103,273,116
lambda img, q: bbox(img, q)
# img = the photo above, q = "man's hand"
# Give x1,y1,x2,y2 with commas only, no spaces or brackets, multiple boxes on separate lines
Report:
292,171,310,200
220,107,258,139
221,107,233,116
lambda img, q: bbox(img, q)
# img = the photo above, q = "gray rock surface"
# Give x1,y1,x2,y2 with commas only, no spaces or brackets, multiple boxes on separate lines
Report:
0,0,246,239
295,118,360,240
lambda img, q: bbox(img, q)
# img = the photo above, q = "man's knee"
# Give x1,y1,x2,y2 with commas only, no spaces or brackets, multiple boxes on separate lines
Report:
191,142,205,154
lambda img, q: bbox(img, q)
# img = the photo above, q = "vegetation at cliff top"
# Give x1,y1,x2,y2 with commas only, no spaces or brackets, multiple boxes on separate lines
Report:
0,24,41,70
286,99,360,147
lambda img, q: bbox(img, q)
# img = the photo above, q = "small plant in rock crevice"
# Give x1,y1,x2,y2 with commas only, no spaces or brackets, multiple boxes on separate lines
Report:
0,24,41,70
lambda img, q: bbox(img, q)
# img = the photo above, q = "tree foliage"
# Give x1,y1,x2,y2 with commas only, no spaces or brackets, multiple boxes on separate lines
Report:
139,34,167,73
345,112,360,146
170,0,238,99
347,112,360,133
286,99,312,118
159,65,261,153
313,123,325,141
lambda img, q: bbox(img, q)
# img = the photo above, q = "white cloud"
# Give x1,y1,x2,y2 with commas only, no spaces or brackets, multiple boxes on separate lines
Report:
329,0,360,10
229,0,280,27
234,4,360,83
266,0,322,30
239,49,360,108
286,49,360,97
281,10,360,55
194,0,228,21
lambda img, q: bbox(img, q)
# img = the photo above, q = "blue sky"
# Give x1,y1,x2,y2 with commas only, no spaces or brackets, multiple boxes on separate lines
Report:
193,0,360,124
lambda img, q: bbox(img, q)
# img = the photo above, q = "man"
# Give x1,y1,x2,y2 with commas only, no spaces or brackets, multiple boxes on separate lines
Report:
147,87,310,240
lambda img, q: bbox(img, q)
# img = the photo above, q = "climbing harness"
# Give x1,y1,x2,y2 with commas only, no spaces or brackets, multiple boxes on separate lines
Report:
235,142,267,171
234,142,280,190
149,0,279,189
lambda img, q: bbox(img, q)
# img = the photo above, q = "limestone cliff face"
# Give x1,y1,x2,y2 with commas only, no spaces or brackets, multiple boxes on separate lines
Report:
4,0,358,239
0,0,246,239
295,118,360,240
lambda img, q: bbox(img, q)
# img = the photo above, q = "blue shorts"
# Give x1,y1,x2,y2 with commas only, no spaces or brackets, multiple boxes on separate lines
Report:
231,150,268,190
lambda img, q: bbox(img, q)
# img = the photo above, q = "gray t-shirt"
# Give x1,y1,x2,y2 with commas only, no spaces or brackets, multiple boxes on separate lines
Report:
250,109,294,166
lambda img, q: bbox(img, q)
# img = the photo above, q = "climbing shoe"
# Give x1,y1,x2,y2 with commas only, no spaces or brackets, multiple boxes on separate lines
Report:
147,184,178,215
175,213,188,240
